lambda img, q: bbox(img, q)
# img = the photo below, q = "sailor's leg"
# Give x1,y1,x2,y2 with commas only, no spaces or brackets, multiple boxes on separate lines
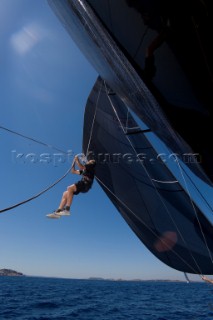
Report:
66,184,77,207
58,191,68,210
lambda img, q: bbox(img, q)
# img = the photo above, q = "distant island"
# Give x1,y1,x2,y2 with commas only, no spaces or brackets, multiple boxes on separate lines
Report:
0,269,24,277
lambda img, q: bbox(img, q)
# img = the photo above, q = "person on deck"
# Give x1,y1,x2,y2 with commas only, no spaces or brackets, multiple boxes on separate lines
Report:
47,155,96,219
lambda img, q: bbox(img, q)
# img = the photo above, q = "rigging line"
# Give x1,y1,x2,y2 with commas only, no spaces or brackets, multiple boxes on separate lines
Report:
107,0,114,34
86,81,103,157
191,15,213,85
125,107,129,134
0,166,71,214
177,161,213,212
133,26,149,59
0,125,68,154
151,179,178,184
80,2,141,93
123,108,142,133
184,272,190,283
123,104,146,133
123,105,177,186
176,158,213,265
95,175,200,274
104,80,203,275
125,126,142,131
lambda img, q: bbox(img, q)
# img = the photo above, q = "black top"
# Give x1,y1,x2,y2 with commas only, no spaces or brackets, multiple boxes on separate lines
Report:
80,162,95,183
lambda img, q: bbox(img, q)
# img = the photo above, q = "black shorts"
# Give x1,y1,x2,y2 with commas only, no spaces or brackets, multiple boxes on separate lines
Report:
73,180,92,195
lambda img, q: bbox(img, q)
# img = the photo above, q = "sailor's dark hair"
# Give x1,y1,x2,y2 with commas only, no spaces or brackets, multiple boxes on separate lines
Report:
88,159,96,167
85,159,96,168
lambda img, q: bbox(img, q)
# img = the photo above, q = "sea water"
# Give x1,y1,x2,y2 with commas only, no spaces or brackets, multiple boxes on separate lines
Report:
0,277,213,320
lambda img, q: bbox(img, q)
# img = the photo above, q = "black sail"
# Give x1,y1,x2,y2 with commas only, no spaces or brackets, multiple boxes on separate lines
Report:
83,77,213,274
47,0,213,274
48,0,213,184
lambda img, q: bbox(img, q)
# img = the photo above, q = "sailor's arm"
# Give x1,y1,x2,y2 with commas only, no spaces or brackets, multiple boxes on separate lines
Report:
71,156,85,174
74,155,85,170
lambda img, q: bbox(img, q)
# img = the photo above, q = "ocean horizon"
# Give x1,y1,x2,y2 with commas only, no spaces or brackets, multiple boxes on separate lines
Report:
1,276,212,319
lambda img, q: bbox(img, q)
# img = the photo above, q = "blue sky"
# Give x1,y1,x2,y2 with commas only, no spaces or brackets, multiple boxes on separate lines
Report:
0,0,203,281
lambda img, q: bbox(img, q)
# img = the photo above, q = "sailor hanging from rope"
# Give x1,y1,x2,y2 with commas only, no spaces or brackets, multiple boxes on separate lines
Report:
46,155,96,219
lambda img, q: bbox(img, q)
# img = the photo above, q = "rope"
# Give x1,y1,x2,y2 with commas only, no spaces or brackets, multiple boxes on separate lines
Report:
0,166,71,214
0,125,68,154
151,178,178,184
184,272,190,283
0,81,103,215
177,162,213,212
86,81,103,157
133,26,149,59
107,0,114,34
